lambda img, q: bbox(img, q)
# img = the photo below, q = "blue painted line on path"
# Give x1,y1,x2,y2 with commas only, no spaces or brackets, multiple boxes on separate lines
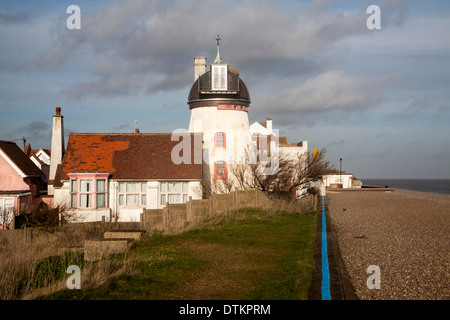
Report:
321,195,331,300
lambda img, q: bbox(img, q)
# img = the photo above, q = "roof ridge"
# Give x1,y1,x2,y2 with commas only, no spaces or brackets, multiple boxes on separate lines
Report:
70,132,200,136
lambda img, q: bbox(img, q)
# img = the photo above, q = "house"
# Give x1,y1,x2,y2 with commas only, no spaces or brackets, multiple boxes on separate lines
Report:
52,131,203,222
0,140,45,227
322,173,355,189
47,38,311,222
250,118,308,160
29,148,51,188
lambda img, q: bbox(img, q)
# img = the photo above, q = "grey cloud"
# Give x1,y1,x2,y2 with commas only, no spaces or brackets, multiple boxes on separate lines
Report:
386,98,450,121
253,70,394,125
0,5,33,24
8,121,51,147
14,121,49,134
35,0,408,99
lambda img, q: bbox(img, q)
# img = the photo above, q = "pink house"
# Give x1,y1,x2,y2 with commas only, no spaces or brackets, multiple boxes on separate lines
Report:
0,140,45,228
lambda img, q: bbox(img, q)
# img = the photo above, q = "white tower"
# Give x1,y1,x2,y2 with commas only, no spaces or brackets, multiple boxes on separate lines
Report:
188,36,251,191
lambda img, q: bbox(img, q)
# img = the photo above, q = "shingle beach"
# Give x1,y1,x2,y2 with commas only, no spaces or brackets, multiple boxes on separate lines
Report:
327,189,449,300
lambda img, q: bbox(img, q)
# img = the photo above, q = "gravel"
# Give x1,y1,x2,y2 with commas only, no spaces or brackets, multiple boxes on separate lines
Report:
327,189,449,300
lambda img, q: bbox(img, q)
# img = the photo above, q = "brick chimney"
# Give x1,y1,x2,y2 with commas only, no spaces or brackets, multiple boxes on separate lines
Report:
194,56,207,81
48,107,64,195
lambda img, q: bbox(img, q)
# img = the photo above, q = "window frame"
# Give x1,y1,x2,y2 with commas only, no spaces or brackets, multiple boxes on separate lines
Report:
214,161,227,180
214,132,226,148
118,181,147,207
68,173,109,209
159,181,189,207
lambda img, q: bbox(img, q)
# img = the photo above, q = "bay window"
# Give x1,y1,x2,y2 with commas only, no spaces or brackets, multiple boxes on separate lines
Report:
68,173,109,209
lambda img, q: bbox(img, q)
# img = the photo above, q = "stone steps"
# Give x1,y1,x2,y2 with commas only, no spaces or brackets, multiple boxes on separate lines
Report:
83,230,146,261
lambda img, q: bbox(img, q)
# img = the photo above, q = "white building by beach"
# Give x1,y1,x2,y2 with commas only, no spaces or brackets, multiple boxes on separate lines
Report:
321,173,356,189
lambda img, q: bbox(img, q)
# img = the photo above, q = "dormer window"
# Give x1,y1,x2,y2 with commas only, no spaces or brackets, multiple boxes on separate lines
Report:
211,64,228,91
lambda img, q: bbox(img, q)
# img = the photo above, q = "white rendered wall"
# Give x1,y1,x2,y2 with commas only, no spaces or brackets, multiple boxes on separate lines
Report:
189,107,251,169
323,174,353,188
54,179,203,222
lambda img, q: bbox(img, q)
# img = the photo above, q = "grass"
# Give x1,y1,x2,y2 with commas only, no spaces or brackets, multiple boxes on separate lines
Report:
45,208,317,300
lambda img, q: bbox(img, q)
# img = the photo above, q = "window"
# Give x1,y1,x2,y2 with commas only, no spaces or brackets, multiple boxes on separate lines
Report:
214,161,227,180
69,174,109,209
70,179,77,208
211,64,228,91
96,179,107,208
118,182,147,207
79,180,93,208
160,182,189,206
214,132,226,148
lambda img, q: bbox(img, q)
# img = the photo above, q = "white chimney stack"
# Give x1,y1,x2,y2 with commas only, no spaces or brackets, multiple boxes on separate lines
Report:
266,118,272,134
194,56,207,81
48,107,64,195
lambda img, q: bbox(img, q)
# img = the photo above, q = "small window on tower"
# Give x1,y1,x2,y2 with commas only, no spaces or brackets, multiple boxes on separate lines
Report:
214,132,226,148
214,161,227,180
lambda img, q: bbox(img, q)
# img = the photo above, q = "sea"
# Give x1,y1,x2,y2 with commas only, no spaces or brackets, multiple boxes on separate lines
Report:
362,179,450,195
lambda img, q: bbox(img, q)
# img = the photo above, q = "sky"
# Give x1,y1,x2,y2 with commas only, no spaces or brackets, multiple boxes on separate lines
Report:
0,0,449,179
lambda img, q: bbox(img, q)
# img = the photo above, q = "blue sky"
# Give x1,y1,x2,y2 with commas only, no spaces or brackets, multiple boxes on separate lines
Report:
0,0,449,179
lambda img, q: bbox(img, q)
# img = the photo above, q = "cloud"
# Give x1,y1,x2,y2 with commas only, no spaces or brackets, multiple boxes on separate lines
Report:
0,5,33,24
386,98,450,121
8,121,51,147
253,70,394,125
33,0,408,99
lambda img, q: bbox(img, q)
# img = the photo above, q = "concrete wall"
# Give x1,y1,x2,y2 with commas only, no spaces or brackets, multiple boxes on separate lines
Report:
142,190,316,235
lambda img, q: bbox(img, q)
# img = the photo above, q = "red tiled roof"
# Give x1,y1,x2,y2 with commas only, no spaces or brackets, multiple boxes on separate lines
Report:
0,140,45,177
56,133,203,183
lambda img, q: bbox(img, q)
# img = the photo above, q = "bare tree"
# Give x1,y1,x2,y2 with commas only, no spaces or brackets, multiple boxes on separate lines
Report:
226,146,335,201
0,207,14,230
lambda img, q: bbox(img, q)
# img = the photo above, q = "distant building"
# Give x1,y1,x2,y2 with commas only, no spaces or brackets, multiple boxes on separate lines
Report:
29,148,51,188
0,140,45,227
250,118,308,160
322,173,356,189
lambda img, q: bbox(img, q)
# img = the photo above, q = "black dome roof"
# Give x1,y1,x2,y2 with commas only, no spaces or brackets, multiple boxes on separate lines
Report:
188,70,251,109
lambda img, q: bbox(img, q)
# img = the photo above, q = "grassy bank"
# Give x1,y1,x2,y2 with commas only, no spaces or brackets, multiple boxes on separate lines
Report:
47,208,317,300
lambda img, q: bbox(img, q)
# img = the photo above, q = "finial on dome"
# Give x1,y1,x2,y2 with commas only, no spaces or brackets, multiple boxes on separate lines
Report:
214,34,223,64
